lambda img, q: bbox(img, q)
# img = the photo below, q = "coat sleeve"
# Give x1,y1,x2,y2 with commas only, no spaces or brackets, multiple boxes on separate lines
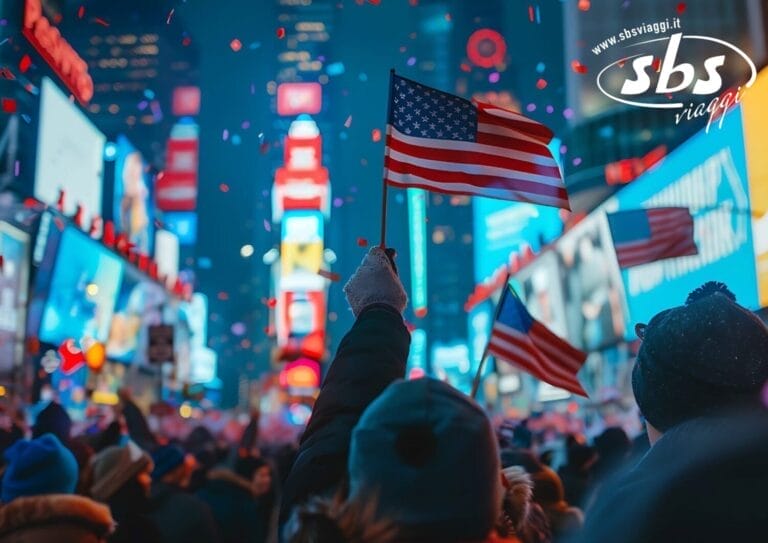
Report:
279,304,410,523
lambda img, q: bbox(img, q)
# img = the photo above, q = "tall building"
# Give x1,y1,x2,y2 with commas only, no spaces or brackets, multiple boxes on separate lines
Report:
561,0,767,209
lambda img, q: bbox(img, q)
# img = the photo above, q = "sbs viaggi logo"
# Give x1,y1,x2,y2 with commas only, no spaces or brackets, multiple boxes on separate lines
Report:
594,22,757,133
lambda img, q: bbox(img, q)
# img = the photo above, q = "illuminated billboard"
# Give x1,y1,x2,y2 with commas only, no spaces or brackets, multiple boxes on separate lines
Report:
473,198,562,284
742,68,768,307
408,189,427,317
273,167,330,221
277,83,322,116
35,78,105,225
0,222,30,377
612,106,758,325
156,134,199,211
284,136,322,171
114,135,153,254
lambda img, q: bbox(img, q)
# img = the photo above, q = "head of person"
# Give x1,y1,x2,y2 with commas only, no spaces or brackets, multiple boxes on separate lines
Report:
1,434,78,503
90,441,153,507
632,282,768,444
234,455,273,498
151,444,196,489
32,401,72,444
348,377,501,543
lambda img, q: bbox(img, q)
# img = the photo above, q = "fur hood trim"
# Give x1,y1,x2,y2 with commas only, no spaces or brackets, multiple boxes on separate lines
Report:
207,468,254,495
0,494,114,537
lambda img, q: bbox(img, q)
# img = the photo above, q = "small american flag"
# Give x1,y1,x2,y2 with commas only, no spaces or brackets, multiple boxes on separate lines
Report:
607,207,697,269
488,286,588,397
384,73,570,209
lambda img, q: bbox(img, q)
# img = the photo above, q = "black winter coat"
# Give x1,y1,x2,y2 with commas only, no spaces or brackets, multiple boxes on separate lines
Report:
279,304,410,524
149,481,221,543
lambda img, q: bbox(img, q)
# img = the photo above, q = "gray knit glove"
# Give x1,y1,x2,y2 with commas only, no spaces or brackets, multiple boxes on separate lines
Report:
343,247,408,317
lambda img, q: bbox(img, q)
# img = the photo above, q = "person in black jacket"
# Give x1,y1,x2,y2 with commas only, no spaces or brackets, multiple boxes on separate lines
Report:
581,282,768,543
279,247,410,524
197,455,276,543
149,445,221,543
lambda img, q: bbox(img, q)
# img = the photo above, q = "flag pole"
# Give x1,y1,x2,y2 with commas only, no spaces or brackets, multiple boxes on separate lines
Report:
470,275,511,399
380,69,396,248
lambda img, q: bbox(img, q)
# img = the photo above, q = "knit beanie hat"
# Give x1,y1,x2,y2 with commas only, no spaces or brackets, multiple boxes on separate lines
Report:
90,441,152,502
151,445,186,480
32,401,72,443
348,378,501,542
632,282,768,432
1,434,78,503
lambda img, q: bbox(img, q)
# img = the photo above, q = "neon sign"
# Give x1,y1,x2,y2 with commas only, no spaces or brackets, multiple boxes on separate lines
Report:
24,0,94,103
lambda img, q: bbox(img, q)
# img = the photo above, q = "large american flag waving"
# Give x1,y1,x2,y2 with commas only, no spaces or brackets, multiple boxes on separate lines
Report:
384,73,571,210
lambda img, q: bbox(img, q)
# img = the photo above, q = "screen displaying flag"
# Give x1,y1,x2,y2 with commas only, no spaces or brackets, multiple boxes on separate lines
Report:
384,74,570,210
488,287,587,397
607,207,697,269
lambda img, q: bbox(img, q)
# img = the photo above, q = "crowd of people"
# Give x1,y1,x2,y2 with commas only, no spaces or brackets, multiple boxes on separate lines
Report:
0,246,767,542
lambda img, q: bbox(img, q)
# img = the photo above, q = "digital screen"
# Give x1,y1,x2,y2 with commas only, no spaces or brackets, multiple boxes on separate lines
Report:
473,198,562,283
106,267,144,363
35,77,105,225
613,106,758,327
39,227,123,345
162,212,197,245
277,83,322,116
554,213,628,352
281,211,324,288
154,230,179,287
113,135,154,254
0,222,30,376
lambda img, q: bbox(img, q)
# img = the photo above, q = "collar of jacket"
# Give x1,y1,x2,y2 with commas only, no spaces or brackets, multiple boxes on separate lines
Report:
0,494,114,538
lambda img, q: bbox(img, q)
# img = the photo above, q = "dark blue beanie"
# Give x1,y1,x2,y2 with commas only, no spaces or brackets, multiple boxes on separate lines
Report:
32,401,72,443
2,434,78,503
151,445,186,480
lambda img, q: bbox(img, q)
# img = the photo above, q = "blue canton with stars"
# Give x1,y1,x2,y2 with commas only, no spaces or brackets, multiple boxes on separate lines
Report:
389,74,477,142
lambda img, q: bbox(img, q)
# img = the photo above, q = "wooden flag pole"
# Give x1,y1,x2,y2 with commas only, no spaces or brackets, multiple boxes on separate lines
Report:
470,275,511,399
380,69,396,248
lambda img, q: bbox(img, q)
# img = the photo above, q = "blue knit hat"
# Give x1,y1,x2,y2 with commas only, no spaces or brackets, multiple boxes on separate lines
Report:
349,378,501,542
2,434,78,503
151,445,186,480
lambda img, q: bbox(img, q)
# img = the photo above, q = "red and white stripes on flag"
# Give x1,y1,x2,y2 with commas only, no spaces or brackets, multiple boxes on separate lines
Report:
607,207,698,269
384,74,571,210
487,288,588,397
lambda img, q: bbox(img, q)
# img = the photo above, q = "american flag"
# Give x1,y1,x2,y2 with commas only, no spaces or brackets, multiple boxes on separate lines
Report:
488,286,588,397
607,207,697,269
384,73,570,210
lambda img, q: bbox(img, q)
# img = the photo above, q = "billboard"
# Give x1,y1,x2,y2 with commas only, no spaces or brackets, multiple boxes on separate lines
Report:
284,136,322,171
742,68,768,306
473,198,562,283
35,77,105,225
0,222,30,376
280,211,324,291
114,135,153,254
156,136,199,211
277,83,322,116
154,230,180,287
273,167,330,221
613,106,758,325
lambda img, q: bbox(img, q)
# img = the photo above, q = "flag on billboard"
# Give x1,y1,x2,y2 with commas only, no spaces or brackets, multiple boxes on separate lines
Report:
487,286,588,397
384,73,570,209
607,207,697,269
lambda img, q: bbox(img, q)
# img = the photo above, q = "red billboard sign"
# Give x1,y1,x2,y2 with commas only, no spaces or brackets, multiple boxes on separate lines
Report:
284,136,322,170
156,138,199,211
277,83,322,116
23,0,94,103
172,86,202,116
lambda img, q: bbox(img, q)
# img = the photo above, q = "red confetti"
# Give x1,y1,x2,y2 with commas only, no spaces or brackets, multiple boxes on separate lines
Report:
318,269,341,282
676,2,686,14
652,57,662,72
371,129,382,142
260,142,270,154
77,6,85,18
528,5,535,22
460,63,471,73
53,217,65,231
219,183,230,192
0,67,14,80
578,0,590,11
444,13,451,21
357,237,368,247
571,60,588,74
266,298,277,308
367,0,381,4
217,292,229,301
93,17,110,27
276,27,286,39
230,39,242,52
617,59,626,68
1,99,16,114
0,255,4,271
536,78,548,90
182,37,192,47
19,55,31,74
